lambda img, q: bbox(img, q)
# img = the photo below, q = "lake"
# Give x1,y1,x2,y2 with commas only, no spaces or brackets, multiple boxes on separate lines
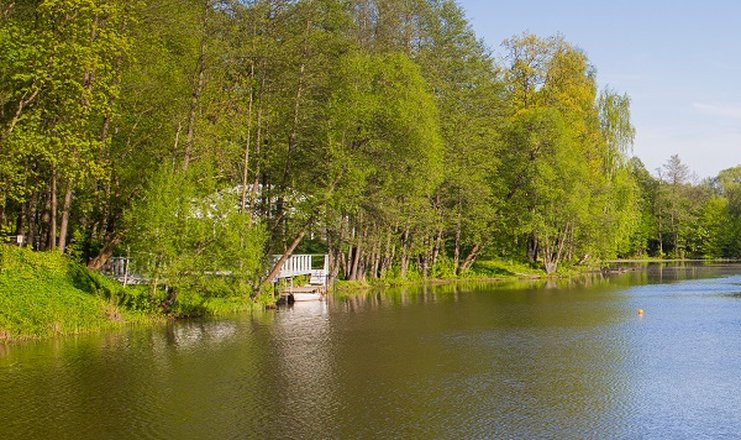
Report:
2,263,741,439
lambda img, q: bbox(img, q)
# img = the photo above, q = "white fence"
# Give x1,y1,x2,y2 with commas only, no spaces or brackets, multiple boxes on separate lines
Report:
101,254,330,286
273,254,329,286
100,257,145,285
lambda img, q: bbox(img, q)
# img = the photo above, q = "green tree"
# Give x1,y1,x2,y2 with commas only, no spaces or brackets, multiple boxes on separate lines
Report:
0,0,135,254
655,154,701,258
324,51,443,281
499,34,637,272
128,165,266,310
416,0,505,275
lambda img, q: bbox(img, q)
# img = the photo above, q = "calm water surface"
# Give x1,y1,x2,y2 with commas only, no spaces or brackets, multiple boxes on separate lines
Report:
2,263,741,439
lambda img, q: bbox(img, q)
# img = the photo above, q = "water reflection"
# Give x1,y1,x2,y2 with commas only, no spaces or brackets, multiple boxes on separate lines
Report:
259,301,344,438
1,263,741,439
161,320,238,349
320,274,640,438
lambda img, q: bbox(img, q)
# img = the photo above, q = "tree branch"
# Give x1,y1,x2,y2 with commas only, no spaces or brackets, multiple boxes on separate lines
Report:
2,87,41,143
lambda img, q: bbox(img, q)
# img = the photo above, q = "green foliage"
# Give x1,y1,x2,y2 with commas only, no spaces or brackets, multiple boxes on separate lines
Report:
0,245,154,342
470,259,542,278
127,164,267,299
0,0,737,319
0,0,135,205
497,34,646,273
429,256,458,279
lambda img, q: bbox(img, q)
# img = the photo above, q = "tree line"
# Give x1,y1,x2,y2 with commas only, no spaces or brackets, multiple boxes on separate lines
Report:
1,0,739,299
627,155,740,260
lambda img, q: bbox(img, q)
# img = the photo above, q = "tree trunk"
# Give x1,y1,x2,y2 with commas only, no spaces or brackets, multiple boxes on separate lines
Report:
350,225,365,280
370,235,381,279
88,232,123,270
48,170,58,250
2,2,16,20
57,181,73,253
460,243,481,273
543,238,556,275
657,214,664,256
339,247,348,281
453,220,461,275
1,87,40,144
281,19,310,188
27,190,38,249
400,225,411,279
380,229,392,279
183,8,208,171
327,228,343,286
349,246,361,280
357,254,367,281
249,80,267,221
345,225,355,279
527,232,539,262
542,224,570,275
431,225,443,272
39,187,50,251
240,61,255,213
453,193,462,274
261,228,307,289
248,109,263,217
544,260,557,275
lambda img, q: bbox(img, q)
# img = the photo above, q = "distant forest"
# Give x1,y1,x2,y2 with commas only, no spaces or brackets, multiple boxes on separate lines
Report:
1,0,739,295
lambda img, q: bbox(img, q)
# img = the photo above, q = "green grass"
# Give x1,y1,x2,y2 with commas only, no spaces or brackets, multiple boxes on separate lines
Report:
469,259,544,278
0,246,159,342
332,258,547,294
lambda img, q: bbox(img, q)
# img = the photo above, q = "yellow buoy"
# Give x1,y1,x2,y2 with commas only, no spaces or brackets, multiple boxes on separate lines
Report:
637,308,645,316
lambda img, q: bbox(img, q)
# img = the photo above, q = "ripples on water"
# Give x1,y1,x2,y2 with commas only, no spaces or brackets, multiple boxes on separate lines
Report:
2,264,741,439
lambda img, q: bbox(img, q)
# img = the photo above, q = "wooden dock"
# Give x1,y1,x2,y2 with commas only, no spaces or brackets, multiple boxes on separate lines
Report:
279,285,326,304
273,254,329,285
101,254,331,304
273,254,329,303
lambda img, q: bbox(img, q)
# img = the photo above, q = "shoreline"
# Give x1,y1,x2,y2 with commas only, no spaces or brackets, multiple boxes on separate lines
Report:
328,258,741,296
4,253,738,344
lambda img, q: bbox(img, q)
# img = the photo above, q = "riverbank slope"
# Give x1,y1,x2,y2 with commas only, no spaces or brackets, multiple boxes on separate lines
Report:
0,246,158,342
0,246,276,342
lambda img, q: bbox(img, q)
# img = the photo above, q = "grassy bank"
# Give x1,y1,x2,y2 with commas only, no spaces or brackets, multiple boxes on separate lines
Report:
0,246,273,342
332,257,737,295
0,246,614,342
333,259,549,292
0,246,162,342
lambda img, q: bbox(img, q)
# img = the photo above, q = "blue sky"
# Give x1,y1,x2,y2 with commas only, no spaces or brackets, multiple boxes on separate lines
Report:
457,0,741,179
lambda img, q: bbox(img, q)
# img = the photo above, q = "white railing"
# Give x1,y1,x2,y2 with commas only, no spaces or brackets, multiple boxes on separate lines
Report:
102,257,129,279
100,256,146,285
101,254,330,286
273,254,329,285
